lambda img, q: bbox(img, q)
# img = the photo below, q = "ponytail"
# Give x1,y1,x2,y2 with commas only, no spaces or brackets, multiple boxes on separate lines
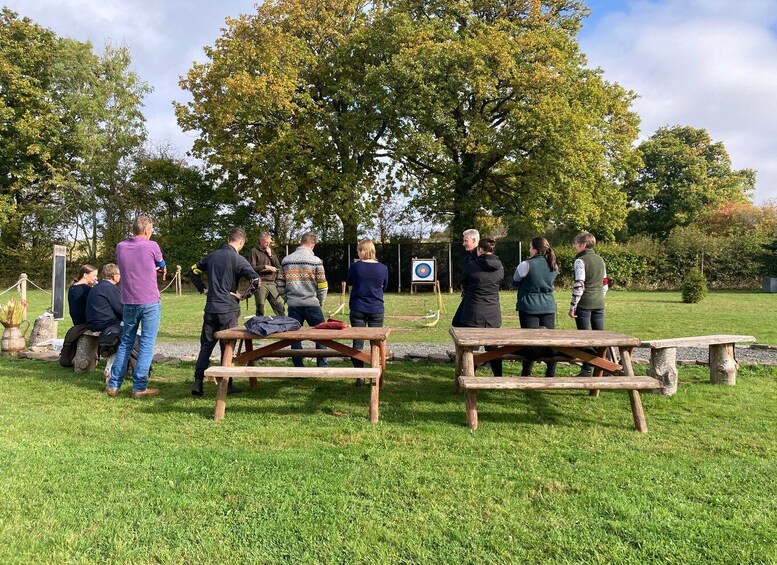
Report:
530,237,557,272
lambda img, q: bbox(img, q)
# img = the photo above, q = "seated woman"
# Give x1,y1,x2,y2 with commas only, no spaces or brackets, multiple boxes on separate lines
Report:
67,264,98,326
452,236,504,376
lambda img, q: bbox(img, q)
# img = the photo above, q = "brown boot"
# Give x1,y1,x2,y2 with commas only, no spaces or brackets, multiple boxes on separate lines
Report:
131,388,160,399
105,387,119,397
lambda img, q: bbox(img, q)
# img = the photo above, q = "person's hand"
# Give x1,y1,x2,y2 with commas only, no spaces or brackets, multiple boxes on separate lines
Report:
202,288,208,295
568,308,576,318
230,291,242,300
158,266,166,280
265,265,277,272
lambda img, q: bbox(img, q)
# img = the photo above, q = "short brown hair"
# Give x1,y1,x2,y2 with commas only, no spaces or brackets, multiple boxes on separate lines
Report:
102,263,120,279
229,227,247,243
132,215,153,236
300,232,317,246
357,239,376,260
478,236,496,253
574,232,596,249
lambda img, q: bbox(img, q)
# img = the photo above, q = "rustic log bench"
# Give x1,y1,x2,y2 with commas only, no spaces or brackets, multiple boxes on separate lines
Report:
204,366,382,422
73,330,101,373
458,375,662,431
641,335,756,395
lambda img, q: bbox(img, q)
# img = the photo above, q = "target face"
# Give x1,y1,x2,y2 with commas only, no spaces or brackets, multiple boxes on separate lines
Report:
411,259,436,283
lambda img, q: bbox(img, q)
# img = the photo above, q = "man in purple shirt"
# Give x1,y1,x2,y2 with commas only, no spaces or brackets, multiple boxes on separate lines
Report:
106,215,165,398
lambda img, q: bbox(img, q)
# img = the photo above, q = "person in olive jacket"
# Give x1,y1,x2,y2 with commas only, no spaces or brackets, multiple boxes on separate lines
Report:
513,236,559,377
452,236,504,376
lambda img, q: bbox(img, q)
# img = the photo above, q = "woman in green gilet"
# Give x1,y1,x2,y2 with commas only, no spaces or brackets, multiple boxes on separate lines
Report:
513,237,559,377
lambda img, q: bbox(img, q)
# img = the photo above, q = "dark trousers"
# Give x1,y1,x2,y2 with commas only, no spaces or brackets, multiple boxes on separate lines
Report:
349,310,384,368
288,305,328,367
194,311,239,381
574,308,605,375
254,281,285,317
519,311,557,377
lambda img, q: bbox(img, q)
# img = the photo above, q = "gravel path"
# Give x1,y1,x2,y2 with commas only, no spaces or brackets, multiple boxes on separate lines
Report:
154,341,777,366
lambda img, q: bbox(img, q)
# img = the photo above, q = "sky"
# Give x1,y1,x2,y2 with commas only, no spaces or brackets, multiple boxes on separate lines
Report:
6,0,777,202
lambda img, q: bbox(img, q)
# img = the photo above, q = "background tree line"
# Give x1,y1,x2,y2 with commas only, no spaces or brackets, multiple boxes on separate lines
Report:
2,3,774,286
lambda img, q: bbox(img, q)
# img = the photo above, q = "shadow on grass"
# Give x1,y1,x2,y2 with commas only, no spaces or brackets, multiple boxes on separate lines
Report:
17,357,640,431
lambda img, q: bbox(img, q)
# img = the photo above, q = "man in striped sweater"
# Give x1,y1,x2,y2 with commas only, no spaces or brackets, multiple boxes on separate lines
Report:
277,232,329,367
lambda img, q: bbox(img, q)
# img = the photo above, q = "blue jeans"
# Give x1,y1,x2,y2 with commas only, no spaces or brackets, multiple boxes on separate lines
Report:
288,305,328,368
349,310,384,368
108,302,161,391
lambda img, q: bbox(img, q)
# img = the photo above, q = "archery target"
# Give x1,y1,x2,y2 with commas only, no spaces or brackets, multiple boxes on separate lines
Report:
412,259,436,283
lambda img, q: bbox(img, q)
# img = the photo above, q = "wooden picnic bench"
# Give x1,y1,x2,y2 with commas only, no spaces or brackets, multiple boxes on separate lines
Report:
450,328,662,432
641,334,756,395
206,326,390,423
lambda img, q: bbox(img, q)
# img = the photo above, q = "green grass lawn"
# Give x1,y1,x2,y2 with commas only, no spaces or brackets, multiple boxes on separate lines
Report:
0,356,775,562
13,288,777,344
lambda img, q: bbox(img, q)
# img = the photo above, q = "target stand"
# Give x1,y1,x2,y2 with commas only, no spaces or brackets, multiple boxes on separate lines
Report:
410,258,437,294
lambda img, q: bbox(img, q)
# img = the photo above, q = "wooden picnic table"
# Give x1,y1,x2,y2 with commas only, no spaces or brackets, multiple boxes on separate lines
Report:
208,326,391,422
449,328,661,431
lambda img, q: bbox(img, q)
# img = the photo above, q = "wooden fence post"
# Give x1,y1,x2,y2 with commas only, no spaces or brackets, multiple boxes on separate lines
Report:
19,273,28,321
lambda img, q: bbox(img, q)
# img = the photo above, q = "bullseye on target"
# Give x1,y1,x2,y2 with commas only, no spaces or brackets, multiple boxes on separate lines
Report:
411,258,436,283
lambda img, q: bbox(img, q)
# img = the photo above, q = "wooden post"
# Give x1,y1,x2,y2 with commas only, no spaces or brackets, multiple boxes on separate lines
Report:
648,347,678,396
175,265,182,296
447,243,453,293
369,341,380,423
465,390,478,430
709,343,737,385
454,347,463,393
19,273,28,321
245,338,257,390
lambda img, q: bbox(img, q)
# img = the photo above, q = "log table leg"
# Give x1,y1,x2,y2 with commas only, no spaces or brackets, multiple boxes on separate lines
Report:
454,348,463,393
245,338,257,390
621,347,648,433
214,339,235,421
589,346,607,397
370,341,381,423
74,335,99,374
709,343,738,385
465,390,478,430
649,347,678,396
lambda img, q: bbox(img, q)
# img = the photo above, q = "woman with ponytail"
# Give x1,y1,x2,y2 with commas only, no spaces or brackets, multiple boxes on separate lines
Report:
68,264,98,325
512,237,559,377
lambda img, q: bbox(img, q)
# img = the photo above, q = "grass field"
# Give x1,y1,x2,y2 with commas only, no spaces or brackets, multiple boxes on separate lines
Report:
13,288,777,344
0,355,775,562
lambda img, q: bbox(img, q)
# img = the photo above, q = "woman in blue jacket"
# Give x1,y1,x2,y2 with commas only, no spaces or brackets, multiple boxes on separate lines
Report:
347,239,389,368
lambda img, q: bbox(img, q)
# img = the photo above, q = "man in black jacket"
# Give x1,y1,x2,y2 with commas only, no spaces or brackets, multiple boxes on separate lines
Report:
189,227,261,397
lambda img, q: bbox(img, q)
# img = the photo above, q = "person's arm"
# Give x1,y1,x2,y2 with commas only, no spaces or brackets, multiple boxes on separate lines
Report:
189,258,207,294
110,286,123,321
603,265,609,295
236,258,261,300
316,261,328,306
569,258,586,317
276,263,287,300
382,264,389,291
153,242,166,279
512,261,530,286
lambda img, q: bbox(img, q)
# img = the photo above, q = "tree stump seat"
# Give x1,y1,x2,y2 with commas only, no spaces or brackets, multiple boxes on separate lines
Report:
641,335,756,395
73,330,101,373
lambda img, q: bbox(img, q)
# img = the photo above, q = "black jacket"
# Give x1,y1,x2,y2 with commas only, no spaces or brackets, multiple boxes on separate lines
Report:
452,253,504,328
86,280,123,331
190,244,260,314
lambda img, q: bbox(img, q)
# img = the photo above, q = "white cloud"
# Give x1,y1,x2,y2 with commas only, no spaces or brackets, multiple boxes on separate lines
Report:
581,0,777,202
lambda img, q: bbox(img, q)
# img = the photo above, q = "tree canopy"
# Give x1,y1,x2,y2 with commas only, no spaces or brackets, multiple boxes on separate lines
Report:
626,125,756,238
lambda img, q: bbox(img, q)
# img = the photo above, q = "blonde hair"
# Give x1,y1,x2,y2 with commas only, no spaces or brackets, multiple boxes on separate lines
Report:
574,232,596,249
357,239,376,260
